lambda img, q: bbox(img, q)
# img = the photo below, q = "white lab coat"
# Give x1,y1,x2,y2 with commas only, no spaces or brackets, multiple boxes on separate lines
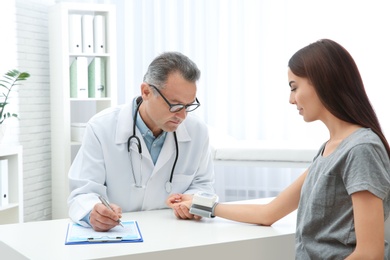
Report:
68,102,215,225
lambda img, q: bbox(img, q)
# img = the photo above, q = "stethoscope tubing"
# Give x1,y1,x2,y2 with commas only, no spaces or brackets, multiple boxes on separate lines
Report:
128,97,178,192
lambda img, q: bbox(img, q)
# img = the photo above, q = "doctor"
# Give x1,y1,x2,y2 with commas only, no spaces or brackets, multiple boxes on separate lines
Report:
68,52,215,231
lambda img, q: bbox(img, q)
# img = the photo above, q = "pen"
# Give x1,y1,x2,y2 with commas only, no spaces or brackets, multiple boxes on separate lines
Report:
98,195,124,227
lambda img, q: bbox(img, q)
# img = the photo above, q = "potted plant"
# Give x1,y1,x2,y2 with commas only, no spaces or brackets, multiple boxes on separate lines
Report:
0,69,30,124
0,69,30,140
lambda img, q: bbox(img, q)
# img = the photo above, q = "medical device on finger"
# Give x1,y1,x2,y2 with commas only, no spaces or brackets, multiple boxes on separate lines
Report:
127,97,178,193
189,192,219,218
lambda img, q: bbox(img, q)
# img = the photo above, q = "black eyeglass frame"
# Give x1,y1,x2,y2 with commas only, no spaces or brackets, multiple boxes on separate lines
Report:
148,84,200,113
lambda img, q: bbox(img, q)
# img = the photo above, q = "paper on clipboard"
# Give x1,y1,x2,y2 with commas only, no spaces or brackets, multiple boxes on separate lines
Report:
65,221,143,245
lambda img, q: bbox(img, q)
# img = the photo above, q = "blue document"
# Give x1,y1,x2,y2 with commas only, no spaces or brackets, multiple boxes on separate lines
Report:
65,220,143,245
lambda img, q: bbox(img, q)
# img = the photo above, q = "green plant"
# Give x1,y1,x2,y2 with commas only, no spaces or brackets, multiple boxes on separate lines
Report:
0,69,30,124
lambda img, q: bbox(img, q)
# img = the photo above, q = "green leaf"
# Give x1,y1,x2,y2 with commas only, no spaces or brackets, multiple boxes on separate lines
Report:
0,69,29,124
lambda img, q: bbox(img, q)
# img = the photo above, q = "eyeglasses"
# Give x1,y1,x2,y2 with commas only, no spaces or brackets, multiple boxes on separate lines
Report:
148,84,200,113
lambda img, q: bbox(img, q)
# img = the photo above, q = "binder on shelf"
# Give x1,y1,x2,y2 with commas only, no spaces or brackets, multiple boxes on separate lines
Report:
93,15,106,53
88,57,106,98
68,14,82,53
82,14,94,53
70,57,88,98
0,159,9,207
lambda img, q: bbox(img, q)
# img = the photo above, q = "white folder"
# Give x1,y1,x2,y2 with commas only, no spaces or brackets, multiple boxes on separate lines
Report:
68,14,82,53
93,15,106,53
82,14,94,53
70,57,89,98
0,159,9,207
88,57,106,98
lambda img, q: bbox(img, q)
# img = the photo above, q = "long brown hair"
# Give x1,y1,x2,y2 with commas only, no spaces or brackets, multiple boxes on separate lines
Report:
288,39,390,159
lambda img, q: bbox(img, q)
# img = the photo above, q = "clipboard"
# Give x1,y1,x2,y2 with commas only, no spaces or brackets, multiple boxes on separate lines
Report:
65,220,143,245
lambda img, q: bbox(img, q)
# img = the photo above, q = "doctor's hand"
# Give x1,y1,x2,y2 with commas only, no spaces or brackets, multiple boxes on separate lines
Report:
90,203,123,232
166,194,202,220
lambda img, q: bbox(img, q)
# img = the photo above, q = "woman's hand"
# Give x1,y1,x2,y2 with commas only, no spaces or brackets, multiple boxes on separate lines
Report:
166,193,202,220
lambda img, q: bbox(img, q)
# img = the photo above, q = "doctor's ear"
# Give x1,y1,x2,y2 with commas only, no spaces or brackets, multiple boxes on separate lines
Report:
140,83,152,100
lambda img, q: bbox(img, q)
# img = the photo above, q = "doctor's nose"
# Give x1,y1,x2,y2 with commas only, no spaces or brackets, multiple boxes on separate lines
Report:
175,108,187,120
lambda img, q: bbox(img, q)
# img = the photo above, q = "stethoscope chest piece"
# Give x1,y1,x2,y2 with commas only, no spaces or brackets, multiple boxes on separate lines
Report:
165,181,172,193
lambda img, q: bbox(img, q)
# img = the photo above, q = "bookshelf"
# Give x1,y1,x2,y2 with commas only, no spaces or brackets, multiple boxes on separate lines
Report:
49,3,117,219
0,145,23,224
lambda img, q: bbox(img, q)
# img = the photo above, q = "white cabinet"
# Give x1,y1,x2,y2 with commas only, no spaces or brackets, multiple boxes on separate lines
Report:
49,3,117,219
0,145,23,224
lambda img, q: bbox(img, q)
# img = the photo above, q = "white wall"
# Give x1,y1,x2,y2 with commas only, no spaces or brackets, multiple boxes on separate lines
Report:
1,0,55,222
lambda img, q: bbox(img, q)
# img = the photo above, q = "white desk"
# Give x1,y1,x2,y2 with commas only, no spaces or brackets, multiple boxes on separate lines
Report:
0,198,297,260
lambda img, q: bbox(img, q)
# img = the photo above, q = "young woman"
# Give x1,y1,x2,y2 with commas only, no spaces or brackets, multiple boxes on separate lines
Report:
167,39,390,259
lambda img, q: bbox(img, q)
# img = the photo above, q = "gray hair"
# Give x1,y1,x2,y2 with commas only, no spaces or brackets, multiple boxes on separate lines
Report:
143,52,201,90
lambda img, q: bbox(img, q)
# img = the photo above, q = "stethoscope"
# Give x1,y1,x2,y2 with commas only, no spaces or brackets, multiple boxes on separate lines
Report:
127,97,178,193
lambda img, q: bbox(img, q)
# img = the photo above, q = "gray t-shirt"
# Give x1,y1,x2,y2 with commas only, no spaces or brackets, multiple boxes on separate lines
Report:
296,128,390,259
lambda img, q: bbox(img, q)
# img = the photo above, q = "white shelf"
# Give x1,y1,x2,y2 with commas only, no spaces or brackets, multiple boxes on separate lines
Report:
0,203,18,211
49,2,117,219
0,145,23,224
70,97,112,101
69,52,111,57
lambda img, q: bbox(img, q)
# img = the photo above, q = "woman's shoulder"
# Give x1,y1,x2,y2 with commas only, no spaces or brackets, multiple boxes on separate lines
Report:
346,128,382,146
341,128,388,161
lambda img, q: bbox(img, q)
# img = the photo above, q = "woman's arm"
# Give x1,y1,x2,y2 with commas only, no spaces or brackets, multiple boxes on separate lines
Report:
168,169,308,225
213,169,307,225
346,191,384,259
